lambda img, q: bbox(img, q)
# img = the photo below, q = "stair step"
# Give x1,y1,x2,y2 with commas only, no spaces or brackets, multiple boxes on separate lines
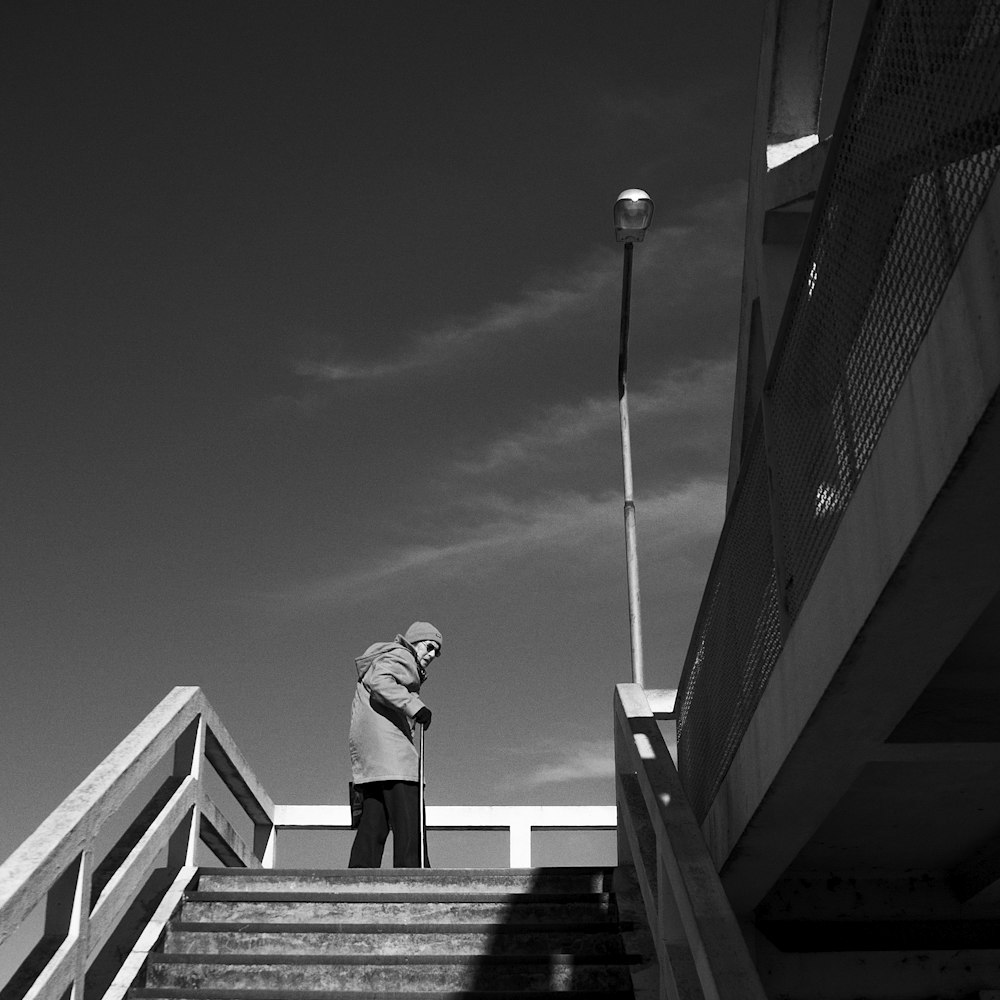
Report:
166,921,629,956
196,867,614,895
185,891,613,903
133,990,632,999
144,953,638,992
180,894,614,925
130,867,642,999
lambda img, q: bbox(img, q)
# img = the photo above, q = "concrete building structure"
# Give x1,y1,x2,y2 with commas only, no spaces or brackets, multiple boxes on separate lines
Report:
675,0,1000,995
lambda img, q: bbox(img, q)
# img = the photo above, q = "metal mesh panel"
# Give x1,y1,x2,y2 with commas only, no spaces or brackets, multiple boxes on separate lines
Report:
768,0,1000,617
677,0,1000,822
677,420,784,822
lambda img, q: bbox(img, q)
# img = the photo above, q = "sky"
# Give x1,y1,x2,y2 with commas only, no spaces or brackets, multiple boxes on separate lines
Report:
1,0,767,870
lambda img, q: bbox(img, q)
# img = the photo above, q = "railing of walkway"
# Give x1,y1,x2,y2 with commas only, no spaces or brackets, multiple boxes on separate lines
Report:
613,684,766,1000
276,804,616,869
0,687,615,1000
676,0,1000,822
0,687,273,1000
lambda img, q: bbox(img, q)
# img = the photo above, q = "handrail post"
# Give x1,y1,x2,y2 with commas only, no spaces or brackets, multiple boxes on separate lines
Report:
170,715,206,867
68,848,92,1000
509,818,532,868
254,823,277,868
44,848,93,1000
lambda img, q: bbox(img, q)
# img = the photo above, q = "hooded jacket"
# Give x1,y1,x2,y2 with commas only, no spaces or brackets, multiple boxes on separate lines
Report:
349,635,429,784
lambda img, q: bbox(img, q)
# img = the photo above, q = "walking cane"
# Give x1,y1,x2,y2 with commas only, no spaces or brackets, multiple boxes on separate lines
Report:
418,723,426,868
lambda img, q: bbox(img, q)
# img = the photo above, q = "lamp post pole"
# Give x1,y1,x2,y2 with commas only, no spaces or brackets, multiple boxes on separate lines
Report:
614,189,654,687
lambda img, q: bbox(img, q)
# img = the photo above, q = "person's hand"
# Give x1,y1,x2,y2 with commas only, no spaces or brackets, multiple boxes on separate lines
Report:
414,707,432,730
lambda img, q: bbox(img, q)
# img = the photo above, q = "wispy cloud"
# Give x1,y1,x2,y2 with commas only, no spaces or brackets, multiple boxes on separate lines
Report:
288,181,746,388
495,730,679,788
458,358,734,475
292,254,620,383
293,358,413,381
498,737,616,786
267,478,725,611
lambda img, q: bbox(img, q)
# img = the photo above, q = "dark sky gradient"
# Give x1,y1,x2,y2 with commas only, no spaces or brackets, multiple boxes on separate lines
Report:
2,1,766,866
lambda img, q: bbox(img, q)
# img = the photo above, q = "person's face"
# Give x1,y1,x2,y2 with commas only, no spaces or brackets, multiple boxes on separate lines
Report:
414,640,441,668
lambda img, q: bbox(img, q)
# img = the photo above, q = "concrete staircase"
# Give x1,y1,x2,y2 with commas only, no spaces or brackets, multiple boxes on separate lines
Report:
131,867,645,998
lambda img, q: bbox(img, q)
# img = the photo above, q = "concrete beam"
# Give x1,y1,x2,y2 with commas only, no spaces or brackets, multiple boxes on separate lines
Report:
758,872,971,921
869,743,1000,763
755,869,1000,948
755,937,1000,1000
760,918,1000,952
766,0,833,155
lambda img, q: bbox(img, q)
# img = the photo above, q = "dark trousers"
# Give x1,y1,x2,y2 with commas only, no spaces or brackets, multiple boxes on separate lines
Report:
348,780,429,868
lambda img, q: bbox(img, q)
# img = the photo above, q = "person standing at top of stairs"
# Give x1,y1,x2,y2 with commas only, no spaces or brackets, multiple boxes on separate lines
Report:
348,621,442,868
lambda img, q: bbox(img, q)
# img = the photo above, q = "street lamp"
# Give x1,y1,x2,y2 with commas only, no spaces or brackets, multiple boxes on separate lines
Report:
614,188,654,687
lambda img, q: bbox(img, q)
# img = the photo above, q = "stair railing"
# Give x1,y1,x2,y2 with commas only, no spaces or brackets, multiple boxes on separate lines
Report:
614,683,766,1000
1,686,618,1000
274,804,617,868
0,686,275,1000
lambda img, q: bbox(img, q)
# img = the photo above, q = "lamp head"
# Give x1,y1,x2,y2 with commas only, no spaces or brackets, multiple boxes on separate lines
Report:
614,189,654,243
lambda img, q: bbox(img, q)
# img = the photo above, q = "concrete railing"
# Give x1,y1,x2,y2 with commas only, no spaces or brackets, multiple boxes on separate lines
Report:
275,804,616,868
0,687,275,1000
0,686,616,1000
614,683,766,1000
